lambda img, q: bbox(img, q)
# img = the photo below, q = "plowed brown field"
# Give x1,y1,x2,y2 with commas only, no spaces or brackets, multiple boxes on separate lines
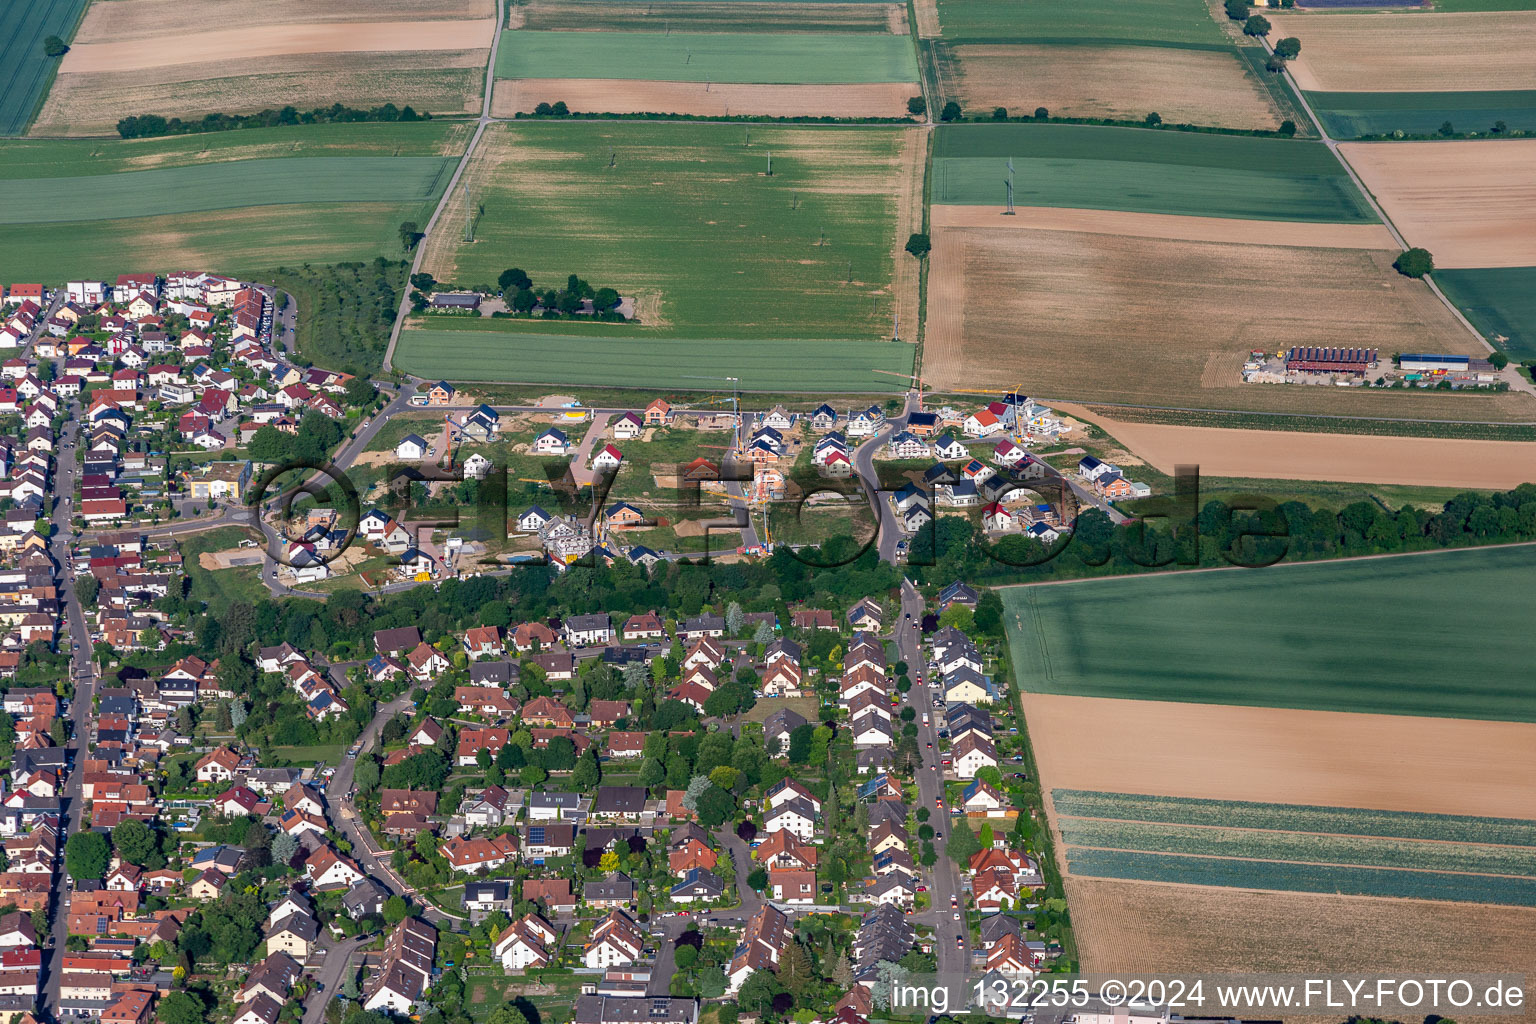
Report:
1068,878,1536,1023
922,222,1526,419
1054,403,1536,489
1270,10,1536,92
1023,693,1536,819
1340,140,1536,269
943,44,1281,129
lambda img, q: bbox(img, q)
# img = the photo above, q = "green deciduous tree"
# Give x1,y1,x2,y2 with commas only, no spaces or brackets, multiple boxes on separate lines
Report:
66,831,110,880
904,233,931,260
1394,248,1435,278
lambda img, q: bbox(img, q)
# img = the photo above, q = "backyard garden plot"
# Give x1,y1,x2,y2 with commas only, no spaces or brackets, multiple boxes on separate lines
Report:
931,125,1375,222
1340,140,1536,268
31,0,493,136
920,225,1529,423
0,0,87,135
1003,544,1536,722
932,43,1283,130
1437,267,1536,361
419,121,922,345
393,330,914,390
1269,11,1536,93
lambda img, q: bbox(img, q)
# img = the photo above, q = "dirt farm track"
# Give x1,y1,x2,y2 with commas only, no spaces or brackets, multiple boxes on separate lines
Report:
1054,403,1536,489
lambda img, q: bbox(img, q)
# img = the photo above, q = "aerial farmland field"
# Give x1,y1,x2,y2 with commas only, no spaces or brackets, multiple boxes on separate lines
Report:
1003,544,1536,721
0,0,87,136
1437,267,1536,360
1340,140,1536,268
31,0,494,136
920,219,1525,420
1306,88,1536,139
418,121,922,350
492,14,919,118
931,125,1375,221
920,0,1289,130
0,122,467,281
392,329,913,390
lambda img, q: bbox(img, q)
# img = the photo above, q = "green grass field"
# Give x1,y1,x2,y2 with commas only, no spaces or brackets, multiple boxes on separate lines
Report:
1305,89,1536,138
1051,791,1536,846
1003,545,1536,721
1056,790,1536,906
496,30,918,83
0,123,467,282
1065,848,1536,906
931,124,1375,221
1433,0,1536,9
0,156,453,222
1060,819,1536,874
934,0,1226,43
1436,267,1536,361
422,121,915,342
0,0,87,135
395,329,913,389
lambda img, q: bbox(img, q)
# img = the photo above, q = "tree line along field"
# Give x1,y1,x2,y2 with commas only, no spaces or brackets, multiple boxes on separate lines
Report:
929,41,1287,133
392,329,913,390
31,0,493,136
0,0,87,135
0,123,466,282
1437,267,1536,361
929,124,1376,222
418,121,921,344
1305,88,1536,139
1002,545,1536,723
495,30,917,84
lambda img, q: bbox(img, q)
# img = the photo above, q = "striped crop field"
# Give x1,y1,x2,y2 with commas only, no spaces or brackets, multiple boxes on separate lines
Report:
495,30,918,84
931,124,1375,222
1059,820,1536,876
1056,790,1536,906
0,156,454,223
1305,89,1536,139
1003,545,1536,722
0,123,468,281
394,329,914,390
1437,267,1536,361
0,0,88,135
1064,848,1536,907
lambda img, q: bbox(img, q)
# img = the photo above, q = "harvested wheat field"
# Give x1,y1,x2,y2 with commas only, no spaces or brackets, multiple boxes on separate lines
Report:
33,0,493,136
63,20,494,74
942,44,1281,130
1067,878,1536,1020
922,223,1526,419
929,204,1396,247
492,79,915,118
1023,693,1536,819
35,56,486,135
1270,11,1536,93
1340,139,1536,268
71,0,490,40
1055,403,1536,488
